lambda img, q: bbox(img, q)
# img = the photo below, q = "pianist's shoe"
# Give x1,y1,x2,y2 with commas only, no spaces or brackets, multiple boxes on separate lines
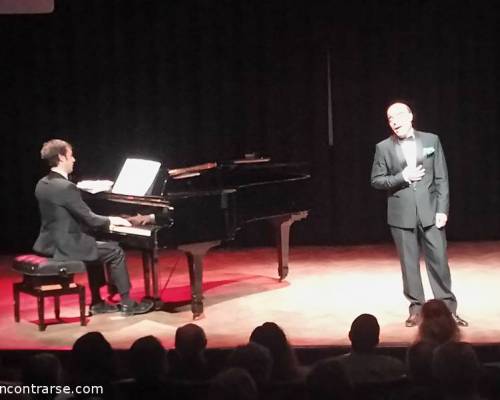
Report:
120,299,154,316
89,301,119,315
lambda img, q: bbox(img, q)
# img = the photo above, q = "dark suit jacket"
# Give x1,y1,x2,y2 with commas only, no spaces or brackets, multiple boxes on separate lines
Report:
33,171,110,261
371,130,449,229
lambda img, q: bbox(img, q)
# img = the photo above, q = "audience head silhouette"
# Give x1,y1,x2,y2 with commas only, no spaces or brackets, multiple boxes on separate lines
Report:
175,323,207,358
209,367,258,400
406,340,437,385
71,331,114,385
306,358,353,400
226,342,273,386
433,341,481,397
22,352,62,391
349,313,380,353
418,299,460,345
129,335,168,383
249,321,300,380
169,323,210,380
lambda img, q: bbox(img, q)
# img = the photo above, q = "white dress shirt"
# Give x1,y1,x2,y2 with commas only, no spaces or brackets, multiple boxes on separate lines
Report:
399,130,416,168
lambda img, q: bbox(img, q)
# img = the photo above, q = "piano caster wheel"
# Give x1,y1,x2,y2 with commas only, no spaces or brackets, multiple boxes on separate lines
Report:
192,312,205,320
192,302,204,320
279,267,289,281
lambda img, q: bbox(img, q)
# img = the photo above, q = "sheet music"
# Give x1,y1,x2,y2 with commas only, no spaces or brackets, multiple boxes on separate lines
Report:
112,158,161,196
76,180,114,194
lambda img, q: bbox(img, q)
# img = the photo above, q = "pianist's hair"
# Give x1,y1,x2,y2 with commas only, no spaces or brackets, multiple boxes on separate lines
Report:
40,139,72,167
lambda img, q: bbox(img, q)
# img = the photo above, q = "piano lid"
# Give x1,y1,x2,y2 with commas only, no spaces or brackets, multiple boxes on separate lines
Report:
83,157,309,205
168,162,217,179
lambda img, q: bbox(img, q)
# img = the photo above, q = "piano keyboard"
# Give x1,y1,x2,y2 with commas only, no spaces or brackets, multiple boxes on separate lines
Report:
109,225,155,237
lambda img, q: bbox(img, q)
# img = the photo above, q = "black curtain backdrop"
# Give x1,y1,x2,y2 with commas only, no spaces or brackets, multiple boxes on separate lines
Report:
1,0,499,252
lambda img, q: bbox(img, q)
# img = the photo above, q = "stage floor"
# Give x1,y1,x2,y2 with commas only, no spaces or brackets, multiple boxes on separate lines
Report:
1,241,499,350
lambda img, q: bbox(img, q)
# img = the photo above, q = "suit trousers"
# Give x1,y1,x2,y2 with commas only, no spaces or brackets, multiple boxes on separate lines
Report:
86,241,131,296
390,223,457,315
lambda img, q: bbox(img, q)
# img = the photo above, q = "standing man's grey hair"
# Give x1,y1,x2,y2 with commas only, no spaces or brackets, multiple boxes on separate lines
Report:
40,139,71,167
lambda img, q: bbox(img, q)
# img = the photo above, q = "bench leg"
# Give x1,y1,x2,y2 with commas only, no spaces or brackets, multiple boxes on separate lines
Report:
13,283,20,323
54,296,61,320
79,286,86,326
37,296,46,331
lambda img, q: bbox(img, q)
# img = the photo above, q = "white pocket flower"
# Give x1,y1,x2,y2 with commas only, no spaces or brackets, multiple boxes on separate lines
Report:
423,147,435,157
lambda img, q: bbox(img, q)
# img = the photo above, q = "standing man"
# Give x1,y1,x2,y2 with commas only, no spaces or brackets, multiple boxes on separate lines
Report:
371,103,467,327
34,139,154,316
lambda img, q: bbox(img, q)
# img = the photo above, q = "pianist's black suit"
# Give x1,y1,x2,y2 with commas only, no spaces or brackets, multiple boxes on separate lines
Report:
33,171,131,296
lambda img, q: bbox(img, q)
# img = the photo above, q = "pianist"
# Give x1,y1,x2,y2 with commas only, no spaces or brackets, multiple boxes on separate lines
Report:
33,139,154,316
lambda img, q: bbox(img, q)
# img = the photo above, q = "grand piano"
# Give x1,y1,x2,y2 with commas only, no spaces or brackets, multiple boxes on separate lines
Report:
85,159,310,318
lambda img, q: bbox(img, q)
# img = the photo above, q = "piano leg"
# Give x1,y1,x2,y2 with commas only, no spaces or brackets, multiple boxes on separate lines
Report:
271,211,308,281
178,241,221,319
142,249,164,310
142,251,151,298
152,247,160,302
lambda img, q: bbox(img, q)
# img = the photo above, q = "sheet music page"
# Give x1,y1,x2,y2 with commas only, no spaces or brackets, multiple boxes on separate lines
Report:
76,180,114,194
112,158,161,196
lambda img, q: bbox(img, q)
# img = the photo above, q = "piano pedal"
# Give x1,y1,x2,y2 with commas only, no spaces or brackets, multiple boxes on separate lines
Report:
142,297,164,311
154,299,164,311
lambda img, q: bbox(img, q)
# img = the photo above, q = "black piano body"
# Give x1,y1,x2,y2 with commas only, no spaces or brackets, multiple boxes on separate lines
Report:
85,161,310,318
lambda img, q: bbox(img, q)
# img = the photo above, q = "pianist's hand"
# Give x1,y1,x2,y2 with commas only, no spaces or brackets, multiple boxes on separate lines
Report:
109,216,132,227
127,213,154,226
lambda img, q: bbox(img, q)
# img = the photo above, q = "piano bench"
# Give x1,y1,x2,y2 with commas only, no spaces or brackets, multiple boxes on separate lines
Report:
12,255,87,331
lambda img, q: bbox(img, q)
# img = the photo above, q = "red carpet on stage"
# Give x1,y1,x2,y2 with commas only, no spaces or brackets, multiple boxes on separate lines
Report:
0,241,499,350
